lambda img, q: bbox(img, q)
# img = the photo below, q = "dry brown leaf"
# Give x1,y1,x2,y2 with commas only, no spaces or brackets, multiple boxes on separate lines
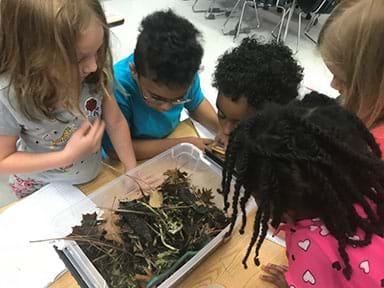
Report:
148,189,163,208
98,211,124,245
198,188,215,206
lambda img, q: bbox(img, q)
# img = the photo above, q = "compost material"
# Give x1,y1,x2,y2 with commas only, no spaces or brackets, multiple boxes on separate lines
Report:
67,169,229,288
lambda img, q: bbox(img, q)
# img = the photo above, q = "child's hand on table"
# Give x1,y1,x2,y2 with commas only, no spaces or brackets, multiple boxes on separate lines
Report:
260,263,289,288
214,129,228,150
184,137,213,150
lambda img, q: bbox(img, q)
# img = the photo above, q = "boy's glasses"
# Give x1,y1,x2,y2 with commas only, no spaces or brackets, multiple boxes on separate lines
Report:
143,94,192,105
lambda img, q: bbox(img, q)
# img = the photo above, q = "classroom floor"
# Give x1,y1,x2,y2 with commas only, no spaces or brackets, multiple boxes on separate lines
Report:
0,0,337,207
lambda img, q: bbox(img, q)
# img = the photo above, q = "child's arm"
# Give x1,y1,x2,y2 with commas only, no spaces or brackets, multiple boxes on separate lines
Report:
131,137,213,160
102,94,137,171
185,75,219,134
0,120,105,173
189,98,220,134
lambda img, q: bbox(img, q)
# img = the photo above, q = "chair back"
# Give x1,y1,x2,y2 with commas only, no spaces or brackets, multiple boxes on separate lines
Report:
298,0,339,14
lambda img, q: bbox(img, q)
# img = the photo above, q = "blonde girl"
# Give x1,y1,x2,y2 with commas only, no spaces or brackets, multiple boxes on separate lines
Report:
318,0,384,152
0,0,136,198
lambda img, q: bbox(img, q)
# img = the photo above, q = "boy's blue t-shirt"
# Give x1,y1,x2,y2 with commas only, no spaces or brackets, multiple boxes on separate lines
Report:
102,54,204,151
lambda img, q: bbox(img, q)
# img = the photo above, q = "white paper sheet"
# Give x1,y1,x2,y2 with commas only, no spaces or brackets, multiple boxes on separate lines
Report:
266,230,286,247
0,182,96,288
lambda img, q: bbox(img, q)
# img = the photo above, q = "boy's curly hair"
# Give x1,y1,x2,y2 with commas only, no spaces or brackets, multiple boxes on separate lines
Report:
213,38,303,108
134,10,203,87
222,92,384,280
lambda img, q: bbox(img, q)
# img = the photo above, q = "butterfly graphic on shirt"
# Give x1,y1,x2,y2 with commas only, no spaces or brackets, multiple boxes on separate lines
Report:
43,125,76,148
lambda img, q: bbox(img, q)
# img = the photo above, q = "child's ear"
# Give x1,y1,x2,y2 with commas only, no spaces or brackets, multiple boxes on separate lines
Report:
130,63,138,81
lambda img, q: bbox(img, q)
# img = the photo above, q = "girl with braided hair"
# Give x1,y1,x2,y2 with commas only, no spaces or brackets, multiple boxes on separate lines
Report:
222,92,384,287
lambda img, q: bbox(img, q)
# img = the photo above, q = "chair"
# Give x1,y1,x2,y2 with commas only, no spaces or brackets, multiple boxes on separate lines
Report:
273,0,338,52
222,0,260,40
192,0,226,19
298,0,339,43
271,0,291,42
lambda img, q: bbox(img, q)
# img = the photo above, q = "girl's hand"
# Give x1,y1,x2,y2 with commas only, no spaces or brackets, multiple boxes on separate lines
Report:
260,264,289,288
63,119,105,163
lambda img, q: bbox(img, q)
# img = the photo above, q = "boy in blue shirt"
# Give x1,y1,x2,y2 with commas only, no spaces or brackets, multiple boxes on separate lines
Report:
103,10,219,160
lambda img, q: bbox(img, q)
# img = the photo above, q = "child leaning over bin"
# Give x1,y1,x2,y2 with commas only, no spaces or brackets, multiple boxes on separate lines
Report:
222,92,384,287
102,10,219,160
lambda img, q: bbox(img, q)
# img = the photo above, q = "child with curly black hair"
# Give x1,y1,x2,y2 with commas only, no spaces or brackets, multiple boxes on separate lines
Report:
212,38,303,149
222,92,384,287
102,10,219,160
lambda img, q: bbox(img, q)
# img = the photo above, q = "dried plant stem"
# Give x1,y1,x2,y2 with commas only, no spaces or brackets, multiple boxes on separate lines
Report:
159,225,178,251
99,206,152,216
31,235,125,251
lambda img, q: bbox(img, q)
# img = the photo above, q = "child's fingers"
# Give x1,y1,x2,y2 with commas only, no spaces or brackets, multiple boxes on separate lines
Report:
88,119,104,140
127,171,162,187
261,265,280,278
259,274,281,286
94,120,106,141
81,118,97,138
77,120,92,135
268,263,288,273
140,174,162,187
214,133,227,146
260,265,289,288
93,121,106,151
202,138,214,145
212,136,223,147
261,264,287,277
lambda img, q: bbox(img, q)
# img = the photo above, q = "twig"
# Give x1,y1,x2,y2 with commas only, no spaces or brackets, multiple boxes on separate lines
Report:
31,236,125,251
99,206,153,216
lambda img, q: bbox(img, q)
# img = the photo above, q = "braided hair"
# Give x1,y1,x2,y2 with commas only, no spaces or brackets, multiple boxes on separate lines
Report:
222,91,384,280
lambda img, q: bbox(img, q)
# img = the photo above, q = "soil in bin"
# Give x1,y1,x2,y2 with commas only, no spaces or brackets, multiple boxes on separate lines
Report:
67,169,230,288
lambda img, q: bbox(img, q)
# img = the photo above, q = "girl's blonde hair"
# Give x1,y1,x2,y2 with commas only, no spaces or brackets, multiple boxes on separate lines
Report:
0,0,113,121
318,0,384,129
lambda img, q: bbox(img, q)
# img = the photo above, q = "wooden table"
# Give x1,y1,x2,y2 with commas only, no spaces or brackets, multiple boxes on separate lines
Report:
1,119,287,288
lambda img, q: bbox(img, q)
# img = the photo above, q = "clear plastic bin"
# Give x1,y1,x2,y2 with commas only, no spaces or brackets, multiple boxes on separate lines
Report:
54,143,254,288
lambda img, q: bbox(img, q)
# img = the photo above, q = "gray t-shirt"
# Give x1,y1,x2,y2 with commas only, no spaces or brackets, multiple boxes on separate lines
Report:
0,75,103,184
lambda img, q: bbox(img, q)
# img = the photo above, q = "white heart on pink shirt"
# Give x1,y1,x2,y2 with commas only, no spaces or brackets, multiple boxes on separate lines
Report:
297,239,311,251
289,286,296,288
349,235,360,241
309,225,318,231
303,270,316,285
319,225,330,236
359,260,370,274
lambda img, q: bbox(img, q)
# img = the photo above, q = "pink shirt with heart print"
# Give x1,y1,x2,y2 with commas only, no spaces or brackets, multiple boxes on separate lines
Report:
278,202,384,288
